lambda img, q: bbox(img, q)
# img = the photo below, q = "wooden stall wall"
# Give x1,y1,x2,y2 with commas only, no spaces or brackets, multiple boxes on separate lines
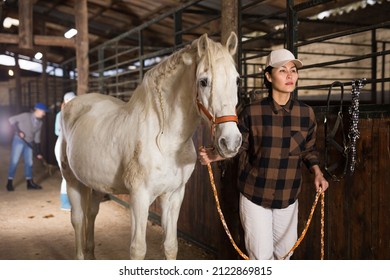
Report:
295,107,390,260
115,106,390,260
209,106,390,260
208,106,390,260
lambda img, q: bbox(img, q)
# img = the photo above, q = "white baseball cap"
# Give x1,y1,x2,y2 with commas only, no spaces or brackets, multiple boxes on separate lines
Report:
266,49,303,69
63,92,76,103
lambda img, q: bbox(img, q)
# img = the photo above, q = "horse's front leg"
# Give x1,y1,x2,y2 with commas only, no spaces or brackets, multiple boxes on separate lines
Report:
129,189,150,260
160,185,186,260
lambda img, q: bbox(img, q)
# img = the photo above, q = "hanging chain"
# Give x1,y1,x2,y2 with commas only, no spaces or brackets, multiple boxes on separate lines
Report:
347,78,366,174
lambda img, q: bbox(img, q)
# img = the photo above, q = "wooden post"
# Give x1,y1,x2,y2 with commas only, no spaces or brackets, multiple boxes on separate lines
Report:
219,0,243,260
19,0,33,49
221,0,239,58
75,0,89,95
14,54,22,112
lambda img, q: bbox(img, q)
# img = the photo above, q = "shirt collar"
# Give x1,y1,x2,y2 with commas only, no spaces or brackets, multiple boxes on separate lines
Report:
269,96,293,114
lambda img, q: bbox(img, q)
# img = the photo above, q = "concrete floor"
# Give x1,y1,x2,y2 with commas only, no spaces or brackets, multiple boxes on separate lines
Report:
0,143,214,260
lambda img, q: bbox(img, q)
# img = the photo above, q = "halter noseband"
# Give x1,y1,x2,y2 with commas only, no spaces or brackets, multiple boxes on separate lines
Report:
196,99,238,136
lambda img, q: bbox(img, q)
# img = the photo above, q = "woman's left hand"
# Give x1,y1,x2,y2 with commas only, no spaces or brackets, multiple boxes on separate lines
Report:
314,173,329,193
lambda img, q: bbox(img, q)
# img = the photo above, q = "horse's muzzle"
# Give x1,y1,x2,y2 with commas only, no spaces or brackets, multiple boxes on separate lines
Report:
215,124,242,158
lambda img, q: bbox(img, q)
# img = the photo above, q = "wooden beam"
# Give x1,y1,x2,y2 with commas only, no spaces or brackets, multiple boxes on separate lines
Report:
34,35,75,48
0,33,19,44
0,33,75,48
19,0,33,49
75,0,89,95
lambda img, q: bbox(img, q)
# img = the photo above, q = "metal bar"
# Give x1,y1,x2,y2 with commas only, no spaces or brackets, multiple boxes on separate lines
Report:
174,10,183,46
295,21,390,48
303,49,390,69
381,42,386,104
298,77,390,91
293,0,334,12
371,29,377,104
287,0,298,98
98,48,104,94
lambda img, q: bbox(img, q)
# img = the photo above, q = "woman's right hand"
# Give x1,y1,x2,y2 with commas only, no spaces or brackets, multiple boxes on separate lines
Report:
198,146,223,165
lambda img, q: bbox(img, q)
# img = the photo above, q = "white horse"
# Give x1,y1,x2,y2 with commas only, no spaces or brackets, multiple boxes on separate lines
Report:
60,32,242,260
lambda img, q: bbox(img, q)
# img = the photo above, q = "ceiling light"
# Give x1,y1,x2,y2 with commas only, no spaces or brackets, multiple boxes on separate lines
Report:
3,17,19,28
64,28,77,39
8,69,14,76
34,52,43,60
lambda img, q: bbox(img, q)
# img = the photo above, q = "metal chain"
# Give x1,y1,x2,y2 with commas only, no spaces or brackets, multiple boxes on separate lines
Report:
348,78,366,174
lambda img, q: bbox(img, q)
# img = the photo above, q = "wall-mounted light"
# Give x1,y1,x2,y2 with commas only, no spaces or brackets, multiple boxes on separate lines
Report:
64,28,77,39
8,69,14,76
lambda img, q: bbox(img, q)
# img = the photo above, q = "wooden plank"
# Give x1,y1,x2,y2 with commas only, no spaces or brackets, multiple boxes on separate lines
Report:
34,35,75,48
0,33,19,44
376,118,390,259
349,119,373,259
371,118,380,259
0,33,75,48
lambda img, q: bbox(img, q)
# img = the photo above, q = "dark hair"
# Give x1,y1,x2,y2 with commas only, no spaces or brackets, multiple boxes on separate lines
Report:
263,66,273,96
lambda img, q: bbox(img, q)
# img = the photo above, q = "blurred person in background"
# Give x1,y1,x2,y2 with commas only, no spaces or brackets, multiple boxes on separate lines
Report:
6,102,49,191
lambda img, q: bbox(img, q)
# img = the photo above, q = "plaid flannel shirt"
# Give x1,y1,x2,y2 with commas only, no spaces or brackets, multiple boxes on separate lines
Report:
237,96,319,209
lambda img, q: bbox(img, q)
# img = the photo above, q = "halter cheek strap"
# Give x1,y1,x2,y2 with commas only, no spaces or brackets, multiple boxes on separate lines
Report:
196,99,238,136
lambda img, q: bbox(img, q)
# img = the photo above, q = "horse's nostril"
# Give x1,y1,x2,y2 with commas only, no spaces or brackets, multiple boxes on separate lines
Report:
219,138,227,149
218,134,241,155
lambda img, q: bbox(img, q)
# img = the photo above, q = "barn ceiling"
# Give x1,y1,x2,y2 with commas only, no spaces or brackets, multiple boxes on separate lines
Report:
0,0,389,80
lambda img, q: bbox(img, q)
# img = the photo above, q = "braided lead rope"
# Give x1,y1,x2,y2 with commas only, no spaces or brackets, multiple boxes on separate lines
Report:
206,162,325,260
282,191,325,260
348,78,366,174
206,163,250,260
320,190,325,260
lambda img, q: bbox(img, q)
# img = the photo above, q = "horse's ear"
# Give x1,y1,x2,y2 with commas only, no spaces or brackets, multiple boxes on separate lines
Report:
226,32,238,56
197,33,209,57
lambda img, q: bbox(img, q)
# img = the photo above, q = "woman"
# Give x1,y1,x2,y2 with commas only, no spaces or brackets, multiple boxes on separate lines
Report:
54,92,75,211
199,49,329,260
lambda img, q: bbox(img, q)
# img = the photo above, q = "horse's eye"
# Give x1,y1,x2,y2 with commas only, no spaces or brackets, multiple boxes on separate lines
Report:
199,78,208,88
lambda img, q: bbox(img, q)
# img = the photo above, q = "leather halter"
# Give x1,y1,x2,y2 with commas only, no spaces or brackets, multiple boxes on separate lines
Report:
324,81,348,182
196,99,238,136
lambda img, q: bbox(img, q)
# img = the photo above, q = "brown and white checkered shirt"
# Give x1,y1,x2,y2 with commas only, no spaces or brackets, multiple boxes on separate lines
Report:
237,96,319,209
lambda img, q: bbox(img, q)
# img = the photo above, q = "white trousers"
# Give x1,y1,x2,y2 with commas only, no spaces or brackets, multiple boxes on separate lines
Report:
54,135,67,195
239,193,298,260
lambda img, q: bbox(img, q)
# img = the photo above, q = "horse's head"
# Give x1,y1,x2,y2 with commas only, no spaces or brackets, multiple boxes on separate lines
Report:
193,32,242,158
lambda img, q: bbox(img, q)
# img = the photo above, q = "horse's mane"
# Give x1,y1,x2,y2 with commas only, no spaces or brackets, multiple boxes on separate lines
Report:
144,44,195,86
141,36,233,101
